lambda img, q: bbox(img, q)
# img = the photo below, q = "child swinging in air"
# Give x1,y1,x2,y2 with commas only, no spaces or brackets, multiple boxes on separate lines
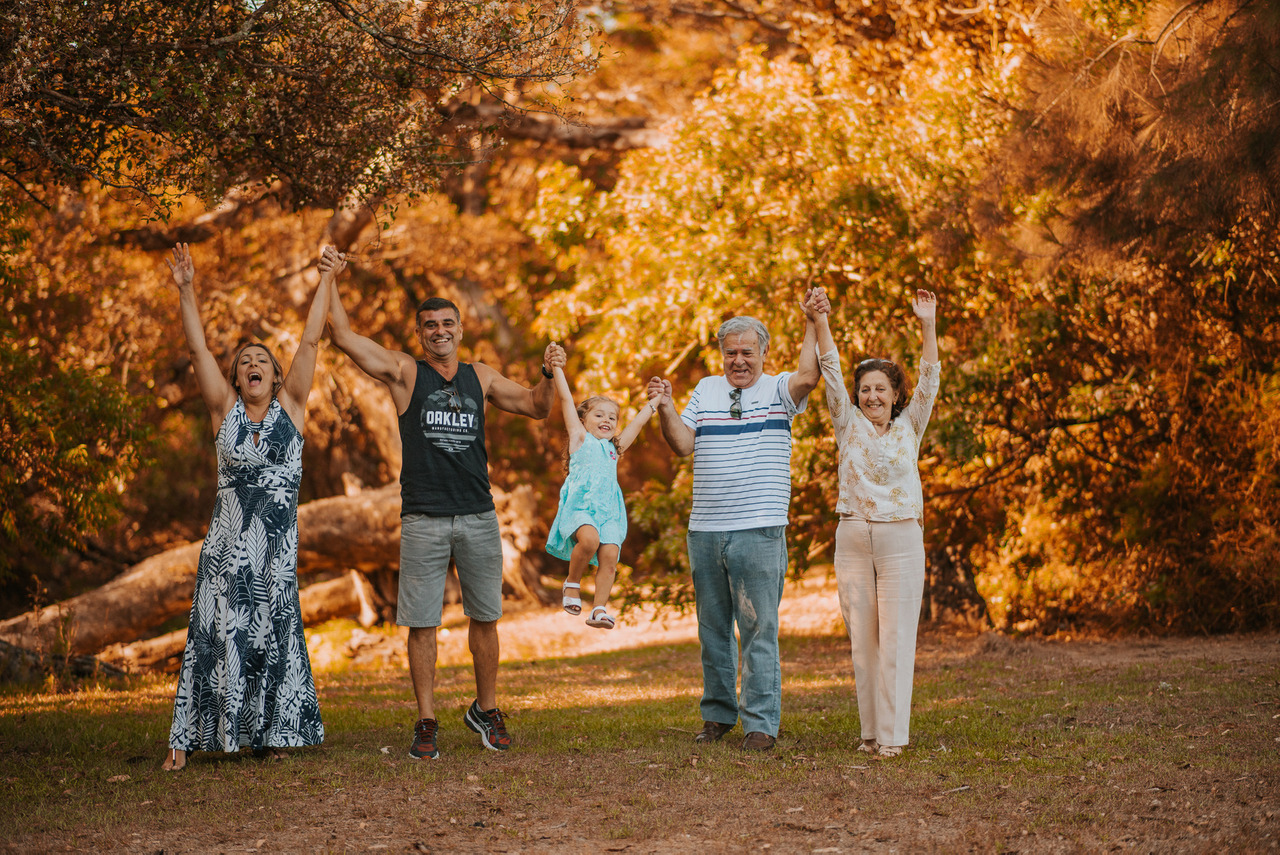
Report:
547,353,657,629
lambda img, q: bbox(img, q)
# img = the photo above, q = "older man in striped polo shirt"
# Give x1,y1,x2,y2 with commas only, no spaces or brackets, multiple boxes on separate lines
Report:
648,300,822,750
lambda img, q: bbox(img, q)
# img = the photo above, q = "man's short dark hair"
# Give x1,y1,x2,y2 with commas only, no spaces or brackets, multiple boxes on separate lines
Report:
416,297,461,321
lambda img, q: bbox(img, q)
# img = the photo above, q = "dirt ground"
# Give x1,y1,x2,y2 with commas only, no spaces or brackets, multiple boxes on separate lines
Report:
6,571,1279,854
311,567,854,671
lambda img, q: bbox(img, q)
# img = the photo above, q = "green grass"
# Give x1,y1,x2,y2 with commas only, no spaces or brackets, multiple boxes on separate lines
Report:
1,632,1277,852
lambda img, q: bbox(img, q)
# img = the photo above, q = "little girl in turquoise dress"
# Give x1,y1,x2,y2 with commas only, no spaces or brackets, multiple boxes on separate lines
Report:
547,360,657,628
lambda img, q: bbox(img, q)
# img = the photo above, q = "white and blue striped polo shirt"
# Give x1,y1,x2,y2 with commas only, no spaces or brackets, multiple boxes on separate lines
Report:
681,372,807,532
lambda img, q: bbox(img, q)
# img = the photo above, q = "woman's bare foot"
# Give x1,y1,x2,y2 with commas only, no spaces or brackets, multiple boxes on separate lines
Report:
161,748,187,772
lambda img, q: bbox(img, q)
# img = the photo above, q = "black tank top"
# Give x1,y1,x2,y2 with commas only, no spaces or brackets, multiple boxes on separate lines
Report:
399,362,493,516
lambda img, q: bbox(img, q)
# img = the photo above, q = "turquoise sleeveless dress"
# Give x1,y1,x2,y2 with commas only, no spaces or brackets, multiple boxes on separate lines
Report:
546,435,628,566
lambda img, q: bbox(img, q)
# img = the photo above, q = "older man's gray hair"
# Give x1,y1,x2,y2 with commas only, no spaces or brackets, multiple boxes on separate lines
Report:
717,316,770,354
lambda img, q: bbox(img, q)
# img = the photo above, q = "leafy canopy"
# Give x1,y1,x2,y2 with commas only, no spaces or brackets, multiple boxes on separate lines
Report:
1,0,597,210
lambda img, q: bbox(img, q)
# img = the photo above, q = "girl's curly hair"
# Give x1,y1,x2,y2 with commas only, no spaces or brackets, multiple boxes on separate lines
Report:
562,396,623,473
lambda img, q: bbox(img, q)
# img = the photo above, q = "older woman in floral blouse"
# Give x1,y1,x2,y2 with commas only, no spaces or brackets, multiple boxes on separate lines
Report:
808,288,939,758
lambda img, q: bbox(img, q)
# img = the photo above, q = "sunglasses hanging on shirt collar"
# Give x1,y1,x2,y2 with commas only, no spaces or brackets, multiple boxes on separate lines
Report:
442,382,462,413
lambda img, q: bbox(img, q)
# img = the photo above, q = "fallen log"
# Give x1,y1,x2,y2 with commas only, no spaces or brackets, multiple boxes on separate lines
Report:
0,638,127,682
0,483,549,657
0,540,205,663
99,569,382,672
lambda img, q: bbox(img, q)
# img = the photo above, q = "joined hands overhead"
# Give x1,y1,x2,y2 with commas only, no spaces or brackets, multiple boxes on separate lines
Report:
646,376,673,410
318,245,347,279
801,286,831,321
544,341,567,373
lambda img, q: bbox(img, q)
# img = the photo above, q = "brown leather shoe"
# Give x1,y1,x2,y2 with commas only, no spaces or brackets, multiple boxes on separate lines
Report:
740,731,776,751
694,721,734,744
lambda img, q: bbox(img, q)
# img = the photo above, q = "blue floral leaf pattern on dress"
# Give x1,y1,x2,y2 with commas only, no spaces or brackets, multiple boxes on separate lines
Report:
167,398,324,753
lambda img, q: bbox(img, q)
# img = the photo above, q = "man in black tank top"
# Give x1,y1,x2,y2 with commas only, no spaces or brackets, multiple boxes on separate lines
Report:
324,248,564,759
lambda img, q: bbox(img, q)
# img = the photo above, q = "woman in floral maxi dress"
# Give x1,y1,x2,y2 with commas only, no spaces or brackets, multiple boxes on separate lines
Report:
161,244,345,771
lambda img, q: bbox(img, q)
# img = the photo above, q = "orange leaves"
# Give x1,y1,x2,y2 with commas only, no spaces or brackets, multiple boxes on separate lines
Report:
2,0,597,209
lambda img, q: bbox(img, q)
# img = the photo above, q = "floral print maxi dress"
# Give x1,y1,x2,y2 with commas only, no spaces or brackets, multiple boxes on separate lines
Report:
168,398,324,753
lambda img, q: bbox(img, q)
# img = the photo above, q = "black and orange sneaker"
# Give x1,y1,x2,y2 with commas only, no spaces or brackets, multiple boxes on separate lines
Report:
463,700,512,751
409,717,440,760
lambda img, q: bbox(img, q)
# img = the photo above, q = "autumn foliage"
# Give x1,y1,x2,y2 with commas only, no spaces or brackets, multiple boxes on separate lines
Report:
3,0,1278,637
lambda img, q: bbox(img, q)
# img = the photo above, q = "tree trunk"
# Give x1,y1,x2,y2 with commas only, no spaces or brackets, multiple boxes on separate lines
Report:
0,484,548,656
923,546,992,630
440,99,669,150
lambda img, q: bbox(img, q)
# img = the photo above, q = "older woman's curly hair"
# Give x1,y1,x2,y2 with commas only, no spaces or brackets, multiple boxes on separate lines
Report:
853,358,910,421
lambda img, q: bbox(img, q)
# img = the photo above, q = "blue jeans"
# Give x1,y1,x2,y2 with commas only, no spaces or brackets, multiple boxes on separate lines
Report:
687,526,788,737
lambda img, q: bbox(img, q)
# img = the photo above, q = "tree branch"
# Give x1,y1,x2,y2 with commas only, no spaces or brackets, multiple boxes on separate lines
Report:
0,166,52,210
209,0,286,46
106,181,283,250
442,100,668,150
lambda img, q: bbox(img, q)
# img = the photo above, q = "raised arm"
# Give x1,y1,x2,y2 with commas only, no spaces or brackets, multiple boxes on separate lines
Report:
277,246,339,427
480,342,565,419
327,263,417,411
615,394,657,454
787,288,822,405
808,286,856,433
552,359,587,452
647,377,695,457
167,243,235,426
809,287,837,356
903,289,941,437
913,289,938,363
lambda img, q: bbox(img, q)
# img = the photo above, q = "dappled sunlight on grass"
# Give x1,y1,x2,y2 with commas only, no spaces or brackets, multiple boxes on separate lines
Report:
0,677,173,716
301,567,853,673
2,623,1277,852
510,680,700,708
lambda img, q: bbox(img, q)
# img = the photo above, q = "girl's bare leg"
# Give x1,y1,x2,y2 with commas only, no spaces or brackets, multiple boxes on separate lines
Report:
592,544,621,610
567,525,601,589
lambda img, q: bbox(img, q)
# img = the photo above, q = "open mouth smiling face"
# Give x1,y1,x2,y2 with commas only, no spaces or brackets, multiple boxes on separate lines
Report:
583,404,619,438
417,310,462,358
720,332,765,390
857,369,895,423
238,347,275,396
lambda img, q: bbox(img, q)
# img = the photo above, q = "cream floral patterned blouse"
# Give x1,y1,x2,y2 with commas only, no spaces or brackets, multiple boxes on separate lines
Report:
818,348,941,522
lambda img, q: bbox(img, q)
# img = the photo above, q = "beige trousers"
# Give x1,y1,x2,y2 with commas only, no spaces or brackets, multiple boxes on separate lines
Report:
834,517,925,747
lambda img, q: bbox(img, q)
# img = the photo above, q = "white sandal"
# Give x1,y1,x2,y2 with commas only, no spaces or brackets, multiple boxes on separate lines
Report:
562,582,582,615
856,739,879,754
585,606,615,629
877,745,903,758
